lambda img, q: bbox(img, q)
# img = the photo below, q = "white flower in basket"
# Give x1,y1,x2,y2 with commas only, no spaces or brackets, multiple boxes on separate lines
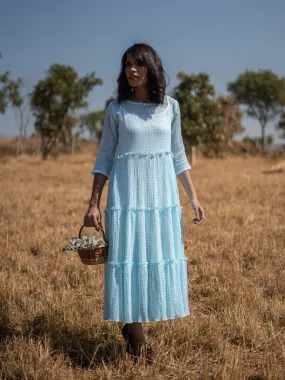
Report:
62,224,108,265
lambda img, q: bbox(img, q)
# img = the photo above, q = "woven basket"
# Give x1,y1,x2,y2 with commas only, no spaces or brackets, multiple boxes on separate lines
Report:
77,223,108,265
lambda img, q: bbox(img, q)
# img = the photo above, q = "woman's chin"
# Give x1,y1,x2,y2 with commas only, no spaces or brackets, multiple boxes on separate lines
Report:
128,82,147,88
128,82,140,87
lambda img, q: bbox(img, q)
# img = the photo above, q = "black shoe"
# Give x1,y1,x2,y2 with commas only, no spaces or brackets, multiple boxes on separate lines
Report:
121,324,155,364
129,342,155,365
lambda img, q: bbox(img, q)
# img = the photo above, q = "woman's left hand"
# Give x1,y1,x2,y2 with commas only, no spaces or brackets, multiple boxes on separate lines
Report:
189,199,205,225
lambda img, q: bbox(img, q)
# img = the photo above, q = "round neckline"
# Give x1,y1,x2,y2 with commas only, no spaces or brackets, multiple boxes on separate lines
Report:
126,95,167,105
126,99,156,105
120,95,169,115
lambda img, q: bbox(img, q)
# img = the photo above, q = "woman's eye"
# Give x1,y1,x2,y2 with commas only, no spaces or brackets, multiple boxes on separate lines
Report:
126,60,144,68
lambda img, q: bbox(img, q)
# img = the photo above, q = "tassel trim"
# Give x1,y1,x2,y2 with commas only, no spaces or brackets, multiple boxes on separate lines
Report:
114,150,174,160
104,204,183,213
106,256,188,267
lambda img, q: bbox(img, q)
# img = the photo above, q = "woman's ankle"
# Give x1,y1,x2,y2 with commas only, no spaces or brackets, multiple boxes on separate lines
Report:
127,323,146,349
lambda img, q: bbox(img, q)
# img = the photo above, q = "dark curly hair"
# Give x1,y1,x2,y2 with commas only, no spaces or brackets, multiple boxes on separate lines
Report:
117,43,167,104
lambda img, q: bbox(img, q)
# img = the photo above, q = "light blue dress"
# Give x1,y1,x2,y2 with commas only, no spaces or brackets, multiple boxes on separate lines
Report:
92,95,192,323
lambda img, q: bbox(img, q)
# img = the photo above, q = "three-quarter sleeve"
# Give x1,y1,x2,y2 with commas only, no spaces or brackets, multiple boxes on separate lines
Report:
91,101,118,179
171,99,192,176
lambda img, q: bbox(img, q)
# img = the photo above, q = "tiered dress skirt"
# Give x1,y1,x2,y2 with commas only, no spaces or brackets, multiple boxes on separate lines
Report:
103,150,189,322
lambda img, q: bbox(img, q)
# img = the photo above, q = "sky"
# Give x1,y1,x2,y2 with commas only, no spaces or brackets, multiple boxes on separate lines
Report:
1,0,284,142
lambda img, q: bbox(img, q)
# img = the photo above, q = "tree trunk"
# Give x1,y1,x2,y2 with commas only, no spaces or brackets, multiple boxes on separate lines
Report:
42,136,56,160
71,134,76,154
42,146,49,160
88,131,93,153
36,133,41,156
16,136,21,156
261,123,266,155
55,136,59,154
16,123,24,156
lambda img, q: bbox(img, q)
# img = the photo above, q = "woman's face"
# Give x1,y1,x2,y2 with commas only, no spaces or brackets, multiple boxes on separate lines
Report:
125,54,148,88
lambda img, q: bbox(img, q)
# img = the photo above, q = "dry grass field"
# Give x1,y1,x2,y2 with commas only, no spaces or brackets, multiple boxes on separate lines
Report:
0,154,284,380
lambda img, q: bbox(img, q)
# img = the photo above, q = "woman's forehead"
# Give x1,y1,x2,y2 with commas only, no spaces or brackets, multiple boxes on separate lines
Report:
126,53,135,61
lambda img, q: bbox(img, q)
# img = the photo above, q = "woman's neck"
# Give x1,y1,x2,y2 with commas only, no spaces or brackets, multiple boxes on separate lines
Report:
130,86,150,102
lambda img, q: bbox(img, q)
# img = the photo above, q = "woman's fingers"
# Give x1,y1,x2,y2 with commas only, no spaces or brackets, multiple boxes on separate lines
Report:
192,205,205,225
83,208,101,230
84,213,92,227
195,207,200,221
94,214,101,231
199,206,205,221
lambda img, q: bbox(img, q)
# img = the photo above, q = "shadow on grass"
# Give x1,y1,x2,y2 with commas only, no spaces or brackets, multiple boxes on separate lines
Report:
0,297,22,345
0,312,125,369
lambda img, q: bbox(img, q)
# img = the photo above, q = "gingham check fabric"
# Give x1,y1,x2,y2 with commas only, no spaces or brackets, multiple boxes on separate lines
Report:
92,95,192,322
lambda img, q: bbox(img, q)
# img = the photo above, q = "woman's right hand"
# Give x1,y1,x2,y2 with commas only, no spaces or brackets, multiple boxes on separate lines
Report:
84,206,102,231
189,198,205,225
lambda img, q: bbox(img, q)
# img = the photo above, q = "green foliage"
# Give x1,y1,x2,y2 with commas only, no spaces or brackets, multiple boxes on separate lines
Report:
79,110,105,139
277,112,285,139
238,136,262,155
266,134,275,145
228,70,285,152
0,53,23,114
30,63,102,159
173,73,244,157
201,96,245,157
79,97,115,146
173,72,219,146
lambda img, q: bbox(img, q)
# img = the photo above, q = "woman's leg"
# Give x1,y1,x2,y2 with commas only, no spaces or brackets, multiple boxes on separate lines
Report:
127,322,146,350
122,322,155,363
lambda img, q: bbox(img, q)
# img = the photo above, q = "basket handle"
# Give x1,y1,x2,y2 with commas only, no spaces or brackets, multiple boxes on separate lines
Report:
78,223,107,243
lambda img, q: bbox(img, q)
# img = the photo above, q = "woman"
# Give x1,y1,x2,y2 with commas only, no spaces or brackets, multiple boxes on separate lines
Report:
84,43,205,363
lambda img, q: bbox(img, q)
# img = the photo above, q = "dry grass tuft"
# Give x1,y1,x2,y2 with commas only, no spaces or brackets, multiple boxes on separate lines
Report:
262,161,285,174
0,154,284,379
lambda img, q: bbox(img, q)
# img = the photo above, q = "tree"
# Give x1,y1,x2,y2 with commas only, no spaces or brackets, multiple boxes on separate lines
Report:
240,136,262,155
277,111,285,139
59,114,79,154
172,72,221,147
14,82,32,155
0,53,22,115
266,134,275,146
30,63,102,159
79,110,105,151
203,95,245,156
172,73,244,158
228,70,285,154
79,96,115,152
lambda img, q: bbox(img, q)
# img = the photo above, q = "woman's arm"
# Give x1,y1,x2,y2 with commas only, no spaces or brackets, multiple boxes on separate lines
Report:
84,102,119,230
178,170,205,225
171,99,205,225
91,101,119,179
88,173,106,209
171,99,192,176
84,173,107,230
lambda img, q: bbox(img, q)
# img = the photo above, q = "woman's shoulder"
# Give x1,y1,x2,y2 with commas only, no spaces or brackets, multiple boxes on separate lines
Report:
105,99,121,118
106,99,119,109
166,95,179,108
108,98,122,113
165,96,180,119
